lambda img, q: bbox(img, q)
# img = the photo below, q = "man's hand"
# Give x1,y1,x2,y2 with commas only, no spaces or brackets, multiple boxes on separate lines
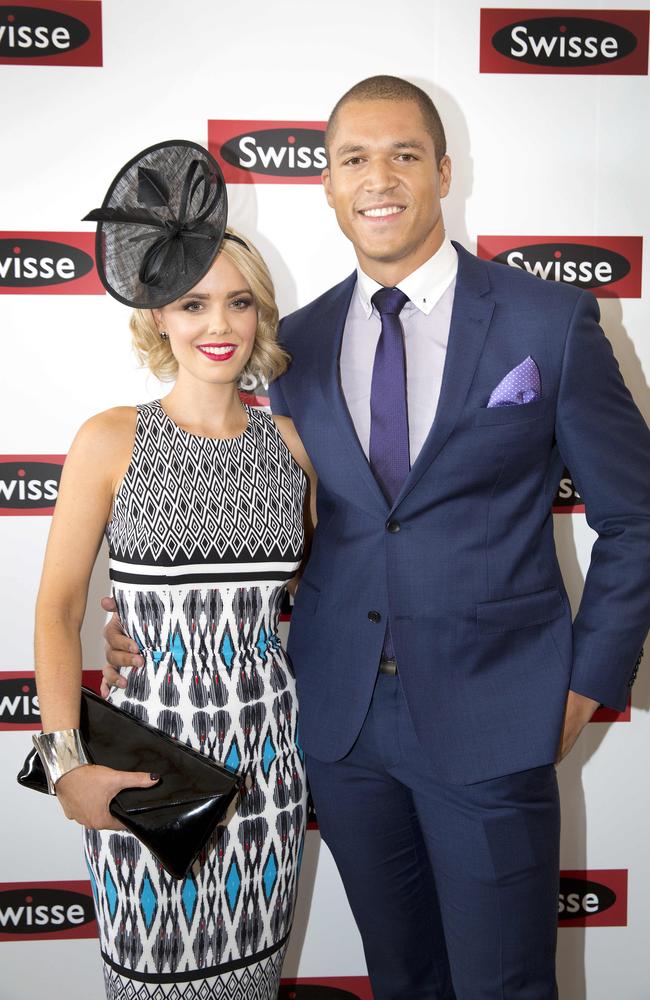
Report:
557,690,600,761
100,596,143,698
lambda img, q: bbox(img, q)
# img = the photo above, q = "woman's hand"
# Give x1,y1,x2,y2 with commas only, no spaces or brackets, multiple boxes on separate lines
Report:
55,764,159,830
100,596,144,697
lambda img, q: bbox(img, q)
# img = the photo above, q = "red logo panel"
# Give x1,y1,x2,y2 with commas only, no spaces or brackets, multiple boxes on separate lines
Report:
280,978,373,999
477,236,642,298
208,120,327,184
0,455,66,515
591,697,631,723
0,669,102,729
559,870,628,926
0,233,103,294
0,881,97,941
0,2,102,66
480,9,649,75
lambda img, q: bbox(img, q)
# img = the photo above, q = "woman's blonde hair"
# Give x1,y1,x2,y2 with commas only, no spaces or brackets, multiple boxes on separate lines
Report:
129,227,289,384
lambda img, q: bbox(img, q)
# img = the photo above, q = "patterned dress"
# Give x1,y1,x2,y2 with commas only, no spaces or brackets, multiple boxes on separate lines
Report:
84,400,307,1000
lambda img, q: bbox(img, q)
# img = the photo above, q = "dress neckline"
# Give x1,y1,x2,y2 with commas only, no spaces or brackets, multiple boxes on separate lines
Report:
153,399,252,443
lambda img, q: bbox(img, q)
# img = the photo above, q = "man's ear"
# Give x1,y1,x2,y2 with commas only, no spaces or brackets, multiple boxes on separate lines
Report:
439,155,452,199
321,167,335,209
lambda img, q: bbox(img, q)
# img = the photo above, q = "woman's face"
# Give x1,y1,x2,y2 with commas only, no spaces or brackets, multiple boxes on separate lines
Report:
154,252,258,387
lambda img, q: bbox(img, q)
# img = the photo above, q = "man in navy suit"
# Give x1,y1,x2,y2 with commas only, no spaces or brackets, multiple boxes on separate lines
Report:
104,77,650,997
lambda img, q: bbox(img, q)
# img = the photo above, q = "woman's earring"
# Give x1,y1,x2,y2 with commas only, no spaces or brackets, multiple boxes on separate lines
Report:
159,331,168,341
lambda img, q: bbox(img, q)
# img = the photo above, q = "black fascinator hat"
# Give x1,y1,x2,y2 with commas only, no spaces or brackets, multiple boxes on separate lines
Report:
84,139,245,309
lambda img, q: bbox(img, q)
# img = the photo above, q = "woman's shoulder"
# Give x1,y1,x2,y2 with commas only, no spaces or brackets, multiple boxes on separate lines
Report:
67,406,139,470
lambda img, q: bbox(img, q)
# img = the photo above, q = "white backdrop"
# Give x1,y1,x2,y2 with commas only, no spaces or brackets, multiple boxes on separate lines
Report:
1,1,649,998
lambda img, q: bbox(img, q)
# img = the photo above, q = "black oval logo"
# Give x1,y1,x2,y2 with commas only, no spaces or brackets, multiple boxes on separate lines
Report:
279,988,362,1000
492,17,637,67
0,676,39,724
554,468,581,508
0,888,94,934
0,238,94,287
0,460,63,509
558,876,616,920
220,128,327,177
493,242,630,289
0,6,90,57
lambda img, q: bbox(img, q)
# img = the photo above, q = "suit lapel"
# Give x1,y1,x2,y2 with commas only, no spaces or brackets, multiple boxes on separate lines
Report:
316,274,389,515
392,243,495,511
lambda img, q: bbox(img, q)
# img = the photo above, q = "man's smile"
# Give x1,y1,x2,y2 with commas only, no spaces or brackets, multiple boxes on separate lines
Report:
358,205,406,219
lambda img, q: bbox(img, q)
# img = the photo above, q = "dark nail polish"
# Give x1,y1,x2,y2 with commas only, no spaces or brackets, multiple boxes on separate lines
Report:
150,773,160,781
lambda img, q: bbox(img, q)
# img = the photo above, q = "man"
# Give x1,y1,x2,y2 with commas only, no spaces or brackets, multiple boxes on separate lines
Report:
103,77,650,998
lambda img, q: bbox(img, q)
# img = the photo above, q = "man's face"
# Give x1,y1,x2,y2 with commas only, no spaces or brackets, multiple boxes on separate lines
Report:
322,98,451,282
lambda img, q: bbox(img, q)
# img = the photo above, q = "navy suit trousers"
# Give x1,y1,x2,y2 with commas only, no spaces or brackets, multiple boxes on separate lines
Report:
306,673,561,1000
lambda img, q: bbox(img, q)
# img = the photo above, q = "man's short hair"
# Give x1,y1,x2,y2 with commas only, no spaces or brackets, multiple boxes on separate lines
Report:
325,75,447,166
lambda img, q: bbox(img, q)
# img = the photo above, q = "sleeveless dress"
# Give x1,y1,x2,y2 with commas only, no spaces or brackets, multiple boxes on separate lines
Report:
84,400,307,1000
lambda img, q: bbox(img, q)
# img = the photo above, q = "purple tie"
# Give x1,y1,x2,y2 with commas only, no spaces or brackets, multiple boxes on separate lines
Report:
369,286,410,664
369,287,411,504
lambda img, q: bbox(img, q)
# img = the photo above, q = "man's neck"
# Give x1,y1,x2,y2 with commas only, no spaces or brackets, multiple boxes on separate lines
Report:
358,233,450,287
356,227,447,287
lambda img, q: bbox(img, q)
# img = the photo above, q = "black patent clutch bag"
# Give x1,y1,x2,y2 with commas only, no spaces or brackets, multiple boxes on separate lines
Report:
17,687,242,879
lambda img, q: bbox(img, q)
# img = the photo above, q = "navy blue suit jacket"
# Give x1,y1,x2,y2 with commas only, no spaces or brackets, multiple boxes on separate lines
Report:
270,243,650,783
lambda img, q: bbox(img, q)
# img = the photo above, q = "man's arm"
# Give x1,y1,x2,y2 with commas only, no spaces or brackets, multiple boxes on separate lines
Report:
555,291,650,712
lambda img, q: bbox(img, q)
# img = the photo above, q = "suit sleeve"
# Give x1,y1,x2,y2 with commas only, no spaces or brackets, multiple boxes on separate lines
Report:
555,291,650,710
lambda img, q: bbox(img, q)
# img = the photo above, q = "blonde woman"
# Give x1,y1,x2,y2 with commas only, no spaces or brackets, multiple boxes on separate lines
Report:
34,142,314,999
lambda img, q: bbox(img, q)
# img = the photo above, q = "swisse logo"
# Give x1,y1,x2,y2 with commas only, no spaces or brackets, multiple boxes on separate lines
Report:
0,233,103,294
559,870,628,927
0,2,102,66
477,237,642,298
0,883,97,941
0,456,65,515
280,979,372,1000
0,674,39,729
553,468,584,514
208,120,327,184
480,9,649,75
0,669,101,728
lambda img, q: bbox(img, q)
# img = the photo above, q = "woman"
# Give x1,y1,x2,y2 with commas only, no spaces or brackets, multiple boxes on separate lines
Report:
34,141,315,999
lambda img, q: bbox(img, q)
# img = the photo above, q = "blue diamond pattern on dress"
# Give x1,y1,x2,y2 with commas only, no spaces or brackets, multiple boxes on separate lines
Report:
225,737,241,772
261,732,276,780
170,624,187,673
219,623,235,674
139,868,158,932
103,863,118,922
225,857,242,918
180,875,198,926
262,846,278,905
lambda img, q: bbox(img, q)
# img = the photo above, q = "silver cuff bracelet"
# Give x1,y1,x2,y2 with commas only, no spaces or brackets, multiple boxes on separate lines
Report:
32,729,90,795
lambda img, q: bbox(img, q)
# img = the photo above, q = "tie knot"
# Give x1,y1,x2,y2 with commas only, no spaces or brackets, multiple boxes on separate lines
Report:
371,286,409,317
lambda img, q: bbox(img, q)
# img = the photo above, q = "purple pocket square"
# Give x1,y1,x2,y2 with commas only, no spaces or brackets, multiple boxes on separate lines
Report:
488,356,541,408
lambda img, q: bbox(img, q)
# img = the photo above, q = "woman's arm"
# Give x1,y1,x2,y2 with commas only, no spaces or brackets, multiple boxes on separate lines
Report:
35,408,158,828
272,415,317,595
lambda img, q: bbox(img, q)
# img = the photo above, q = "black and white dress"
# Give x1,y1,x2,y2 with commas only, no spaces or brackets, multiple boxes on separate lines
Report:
84,400,307,1000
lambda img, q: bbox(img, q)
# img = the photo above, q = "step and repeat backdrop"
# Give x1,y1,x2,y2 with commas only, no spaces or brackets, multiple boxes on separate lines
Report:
1,2,649,998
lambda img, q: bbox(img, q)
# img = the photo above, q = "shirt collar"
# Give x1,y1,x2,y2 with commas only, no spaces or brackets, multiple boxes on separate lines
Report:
356,237,458,318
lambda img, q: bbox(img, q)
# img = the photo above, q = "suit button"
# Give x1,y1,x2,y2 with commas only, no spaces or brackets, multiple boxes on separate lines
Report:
368,611,381,624
386,520,400,533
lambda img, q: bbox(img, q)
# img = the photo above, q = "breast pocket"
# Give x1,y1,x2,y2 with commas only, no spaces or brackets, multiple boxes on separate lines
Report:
473,396,552,427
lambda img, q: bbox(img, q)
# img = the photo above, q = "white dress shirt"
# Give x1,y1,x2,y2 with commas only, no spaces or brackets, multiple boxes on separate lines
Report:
339,237,458,464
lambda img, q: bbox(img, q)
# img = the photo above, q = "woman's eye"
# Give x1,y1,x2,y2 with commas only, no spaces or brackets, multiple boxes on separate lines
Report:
231,297,253,309
183,300,203,312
